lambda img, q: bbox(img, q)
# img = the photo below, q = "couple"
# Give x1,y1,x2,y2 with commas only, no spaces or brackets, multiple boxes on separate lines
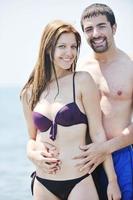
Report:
20,3,133,200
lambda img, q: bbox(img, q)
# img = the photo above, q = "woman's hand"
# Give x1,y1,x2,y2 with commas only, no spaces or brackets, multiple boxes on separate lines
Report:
107,179,121,200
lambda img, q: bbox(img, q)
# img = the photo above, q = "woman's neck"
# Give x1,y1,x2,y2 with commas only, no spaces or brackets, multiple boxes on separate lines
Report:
50,69,72,82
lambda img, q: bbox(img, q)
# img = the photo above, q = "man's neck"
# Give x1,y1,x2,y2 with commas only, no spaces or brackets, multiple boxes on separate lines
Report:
93,46,119,65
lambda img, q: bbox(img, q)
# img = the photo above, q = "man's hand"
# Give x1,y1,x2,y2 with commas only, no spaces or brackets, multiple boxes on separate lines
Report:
28,142,61,174
73,142,108,173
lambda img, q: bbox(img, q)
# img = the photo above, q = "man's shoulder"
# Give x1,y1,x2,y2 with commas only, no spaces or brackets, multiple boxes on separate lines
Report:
124,53,133,69
118,49,133,62
116,50,133,69
128,53,133,62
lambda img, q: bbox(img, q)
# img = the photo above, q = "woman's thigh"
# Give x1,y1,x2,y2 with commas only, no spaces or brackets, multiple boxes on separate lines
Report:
68,175,99,200
33,178,60,200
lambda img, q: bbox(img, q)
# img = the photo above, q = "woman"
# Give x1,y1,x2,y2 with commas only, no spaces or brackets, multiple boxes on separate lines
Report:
20,20,121,200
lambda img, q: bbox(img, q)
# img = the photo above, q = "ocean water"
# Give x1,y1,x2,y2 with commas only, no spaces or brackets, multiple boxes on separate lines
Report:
0,87,34,200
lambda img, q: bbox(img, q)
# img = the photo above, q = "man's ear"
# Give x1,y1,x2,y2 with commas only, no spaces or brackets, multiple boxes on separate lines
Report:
112,23,117,35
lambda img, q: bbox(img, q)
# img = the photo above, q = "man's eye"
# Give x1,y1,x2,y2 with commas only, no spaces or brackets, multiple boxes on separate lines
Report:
99,25,106,29
85,29,92,33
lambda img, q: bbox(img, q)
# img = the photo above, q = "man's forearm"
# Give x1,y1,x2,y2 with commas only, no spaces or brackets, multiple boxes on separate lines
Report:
105,123,133,154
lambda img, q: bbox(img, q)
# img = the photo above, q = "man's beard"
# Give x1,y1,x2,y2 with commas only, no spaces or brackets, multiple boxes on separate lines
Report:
89,37,109,53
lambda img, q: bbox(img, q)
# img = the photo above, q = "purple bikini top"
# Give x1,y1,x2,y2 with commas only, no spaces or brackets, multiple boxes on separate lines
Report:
32,73,88,140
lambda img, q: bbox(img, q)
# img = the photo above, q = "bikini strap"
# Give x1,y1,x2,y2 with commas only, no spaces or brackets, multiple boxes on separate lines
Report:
73,72,76,102
31,171,36,195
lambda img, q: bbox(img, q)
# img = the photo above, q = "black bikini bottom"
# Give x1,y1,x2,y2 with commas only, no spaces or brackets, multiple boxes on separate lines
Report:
31,172,89,200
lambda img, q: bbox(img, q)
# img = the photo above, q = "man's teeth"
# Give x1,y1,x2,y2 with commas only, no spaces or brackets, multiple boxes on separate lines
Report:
93,39,104,44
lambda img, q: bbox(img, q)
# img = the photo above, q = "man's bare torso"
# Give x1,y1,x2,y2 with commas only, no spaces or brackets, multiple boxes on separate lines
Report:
78,50,133,139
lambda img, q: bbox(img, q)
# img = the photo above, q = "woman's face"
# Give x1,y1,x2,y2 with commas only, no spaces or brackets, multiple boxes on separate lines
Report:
53,32,77,71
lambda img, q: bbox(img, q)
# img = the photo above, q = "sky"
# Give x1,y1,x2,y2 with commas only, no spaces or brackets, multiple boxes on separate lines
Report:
0,0,133,87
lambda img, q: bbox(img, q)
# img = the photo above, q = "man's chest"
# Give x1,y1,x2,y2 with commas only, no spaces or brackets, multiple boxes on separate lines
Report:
99,76,131,100
89,67,132,100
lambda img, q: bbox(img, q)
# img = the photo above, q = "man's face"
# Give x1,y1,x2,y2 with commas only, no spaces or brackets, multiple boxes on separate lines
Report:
82,15,116,53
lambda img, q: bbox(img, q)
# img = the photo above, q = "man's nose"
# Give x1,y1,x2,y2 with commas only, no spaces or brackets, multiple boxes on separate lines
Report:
92,28,100,38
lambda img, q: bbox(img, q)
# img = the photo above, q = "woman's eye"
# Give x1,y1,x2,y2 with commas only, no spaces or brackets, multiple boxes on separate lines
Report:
58,45,65,48
71,45,77,49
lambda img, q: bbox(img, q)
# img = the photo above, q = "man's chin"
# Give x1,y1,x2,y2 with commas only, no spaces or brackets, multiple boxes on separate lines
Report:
90,41,108,53
92,46,108,53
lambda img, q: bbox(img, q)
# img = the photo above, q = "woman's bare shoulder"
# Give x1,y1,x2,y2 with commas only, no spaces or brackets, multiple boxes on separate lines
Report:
75,71,95,84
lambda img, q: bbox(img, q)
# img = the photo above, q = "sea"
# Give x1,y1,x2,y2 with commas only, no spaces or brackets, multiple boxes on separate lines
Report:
0,87,34,200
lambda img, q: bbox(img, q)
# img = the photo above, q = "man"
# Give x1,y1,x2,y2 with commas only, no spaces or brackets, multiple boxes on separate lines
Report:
74,3,133,200
27,3,133,200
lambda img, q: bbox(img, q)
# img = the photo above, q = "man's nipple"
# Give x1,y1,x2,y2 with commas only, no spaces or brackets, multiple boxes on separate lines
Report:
117,90,122,96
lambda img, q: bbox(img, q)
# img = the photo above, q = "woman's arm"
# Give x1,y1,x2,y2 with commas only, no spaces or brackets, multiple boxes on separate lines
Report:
78,72,121,200
21,90,59,174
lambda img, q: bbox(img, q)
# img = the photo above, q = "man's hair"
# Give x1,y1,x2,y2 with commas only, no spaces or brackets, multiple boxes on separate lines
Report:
81,3,116,31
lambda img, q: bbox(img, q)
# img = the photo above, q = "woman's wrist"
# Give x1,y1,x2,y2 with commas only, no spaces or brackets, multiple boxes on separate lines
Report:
108,174,117,183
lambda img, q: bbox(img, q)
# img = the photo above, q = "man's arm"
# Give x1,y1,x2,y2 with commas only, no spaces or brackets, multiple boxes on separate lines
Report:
73,122,133,174
105,123,133,154
73,66,133,173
